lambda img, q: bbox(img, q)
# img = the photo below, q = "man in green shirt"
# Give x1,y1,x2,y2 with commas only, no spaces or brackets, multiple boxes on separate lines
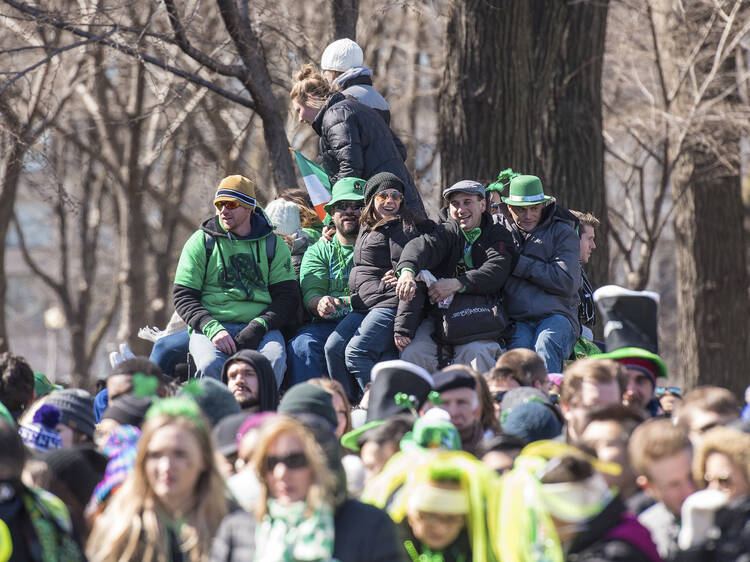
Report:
173,175,298,384
287,178,364,386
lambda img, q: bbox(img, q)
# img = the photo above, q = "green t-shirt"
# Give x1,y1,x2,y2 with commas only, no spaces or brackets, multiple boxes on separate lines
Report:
299,236,354,318
174,227,295,340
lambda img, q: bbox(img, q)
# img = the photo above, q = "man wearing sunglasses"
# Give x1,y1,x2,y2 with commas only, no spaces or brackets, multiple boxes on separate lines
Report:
287,178,365,387
173,175,298,383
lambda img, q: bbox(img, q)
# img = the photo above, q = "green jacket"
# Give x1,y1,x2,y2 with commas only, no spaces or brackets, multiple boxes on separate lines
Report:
300,236,354,318
173,211,297,340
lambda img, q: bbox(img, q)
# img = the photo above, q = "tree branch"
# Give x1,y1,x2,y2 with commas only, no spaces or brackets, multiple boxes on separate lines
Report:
2,0,257,109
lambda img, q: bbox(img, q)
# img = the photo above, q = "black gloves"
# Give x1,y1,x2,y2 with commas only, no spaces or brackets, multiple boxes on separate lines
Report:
234,320,266,350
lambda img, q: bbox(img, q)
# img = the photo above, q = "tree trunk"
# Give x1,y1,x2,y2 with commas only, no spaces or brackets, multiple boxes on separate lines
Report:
545,0,610,289
216,0,297,189
673,142,750,395
116,63,149,352
331,0,359,41
0,139,27,353
654,0,750,395
439,0,608,283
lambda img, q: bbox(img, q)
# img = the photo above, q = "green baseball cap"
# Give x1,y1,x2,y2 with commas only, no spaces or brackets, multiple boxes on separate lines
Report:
324,177,366,214
502,175,553,206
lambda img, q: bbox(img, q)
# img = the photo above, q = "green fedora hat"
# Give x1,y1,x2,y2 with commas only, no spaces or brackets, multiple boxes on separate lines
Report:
502,175,553,206
324,177,366,214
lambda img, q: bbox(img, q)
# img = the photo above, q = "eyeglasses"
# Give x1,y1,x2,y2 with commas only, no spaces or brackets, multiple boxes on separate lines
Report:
490,202,503,211
266,451,308,471
333,201,364,212
215,200,241,211
375,191,403,202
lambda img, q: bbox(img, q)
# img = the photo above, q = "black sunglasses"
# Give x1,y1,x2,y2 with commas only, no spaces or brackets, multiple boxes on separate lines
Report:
266,451,308,471
493,391,507,404
333,201,364,212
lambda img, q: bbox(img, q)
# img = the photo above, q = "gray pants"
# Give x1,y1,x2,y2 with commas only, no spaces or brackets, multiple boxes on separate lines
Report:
401,317,503,374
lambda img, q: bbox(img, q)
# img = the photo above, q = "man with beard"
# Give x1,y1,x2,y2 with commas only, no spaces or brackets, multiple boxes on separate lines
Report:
221,350,279,412
287,178,365,383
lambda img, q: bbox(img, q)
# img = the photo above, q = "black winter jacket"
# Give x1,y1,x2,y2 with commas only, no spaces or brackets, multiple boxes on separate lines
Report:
348,216,435,337
397,210,516,296
312,92,426,218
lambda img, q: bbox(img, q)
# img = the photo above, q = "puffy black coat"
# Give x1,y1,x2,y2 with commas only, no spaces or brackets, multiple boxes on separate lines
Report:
312,92,426,218
348,216,435,337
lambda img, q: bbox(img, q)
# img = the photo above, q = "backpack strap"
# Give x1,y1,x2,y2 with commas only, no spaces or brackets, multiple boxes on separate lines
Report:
203,232,215,286
266,232,277,264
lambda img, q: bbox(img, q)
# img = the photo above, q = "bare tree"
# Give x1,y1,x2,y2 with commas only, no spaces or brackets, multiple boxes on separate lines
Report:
0,20,82,353
606,0,750,394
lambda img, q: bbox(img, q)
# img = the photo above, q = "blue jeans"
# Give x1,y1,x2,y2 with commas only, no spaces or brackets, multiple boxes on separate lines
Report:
287,321,341,385
343,308,397,391
509,314,577,373
189,322,286,386
325,312,365,400
149,330,190,378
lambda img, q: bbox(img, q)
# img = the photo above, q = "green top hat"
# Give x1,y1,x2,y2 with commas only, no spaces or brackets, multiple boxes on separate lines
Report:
502,175,553,206
324,177,366,214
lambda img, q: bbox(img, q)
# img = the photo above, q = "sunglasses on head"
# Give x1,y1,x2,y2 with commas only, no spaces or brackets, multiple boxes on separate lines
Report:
655,386,682,396
215,200,242,211
333,201,364,212
266,451,308,471
375,191,403,202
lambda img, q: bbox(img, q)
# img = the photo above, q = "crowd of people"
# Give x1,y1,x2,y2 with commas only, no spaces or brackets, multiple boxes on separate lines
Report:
2,37,750,562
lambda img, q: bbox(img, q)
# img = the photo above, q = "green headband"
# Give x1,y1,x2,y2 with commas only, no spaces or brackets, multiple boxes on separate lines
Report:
145,396,205,428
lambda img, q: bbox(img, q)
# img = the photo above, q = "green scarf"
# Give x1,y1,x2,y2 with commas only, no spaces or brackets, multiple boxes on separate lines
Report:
459,227,481,271
23,487,84,561
254,499,335,562
404,540,467,562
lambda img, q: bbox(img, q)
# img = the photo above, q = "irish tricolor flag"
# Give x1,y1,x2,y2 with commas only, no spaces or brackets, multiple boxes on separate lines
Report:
290,148,331,221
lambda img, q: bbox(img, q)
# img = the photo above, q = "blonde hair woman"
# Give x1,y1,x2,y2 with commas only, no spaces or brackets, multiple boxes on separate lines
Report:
86,398,226,562
694,425,750,501
249,415,336,560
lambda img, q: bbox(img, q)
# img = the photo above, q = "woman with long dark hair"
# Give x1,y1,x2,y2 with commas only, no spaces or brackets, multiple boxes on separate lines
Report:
324,172,433,400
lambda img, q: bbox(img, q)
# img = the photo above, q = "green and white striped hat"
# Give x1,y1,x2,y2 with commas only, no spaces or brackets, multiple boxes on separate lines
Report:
502,175,553,207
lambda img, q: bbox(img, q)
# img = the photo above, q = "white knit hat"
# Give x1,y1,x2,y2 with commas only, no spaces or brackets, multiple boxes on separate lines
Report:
265,199,301,235
320,38,363,72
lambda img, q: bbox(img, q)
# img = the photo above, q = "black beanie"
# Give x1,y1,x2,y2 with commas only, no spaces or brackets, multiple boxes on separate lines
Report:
41,446,107,506
278,383,337,429
102,394,153,428
178,378,241,427
363,172,404,205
